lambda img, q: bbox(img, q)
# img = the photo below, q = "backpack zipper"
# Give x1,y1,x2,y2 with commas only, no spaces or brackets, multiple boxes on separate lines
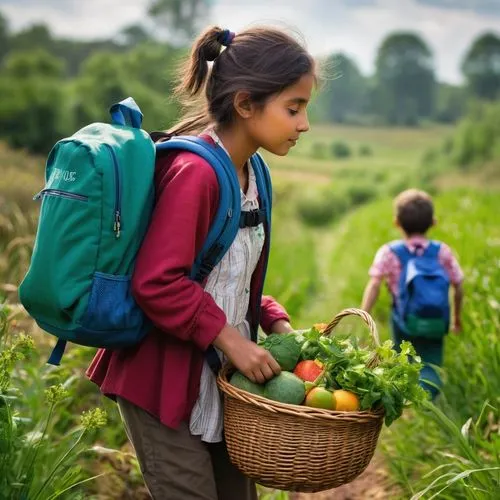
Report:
104,145,122,239
34,188,88,202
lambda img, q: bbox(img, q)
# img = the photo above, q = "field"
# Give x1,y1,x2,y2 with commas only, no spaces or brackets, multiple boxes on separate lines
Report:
1,122,499,499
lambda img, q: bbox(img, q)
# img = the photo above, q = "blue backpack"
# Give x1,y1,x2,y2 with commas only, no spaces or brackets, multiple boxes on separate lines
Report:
20,97,272,367
390,241,450,339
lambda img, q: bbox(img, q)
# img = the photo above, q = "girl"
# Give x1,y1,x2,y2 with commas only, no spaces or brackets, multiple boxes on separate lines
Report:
87,25,315,499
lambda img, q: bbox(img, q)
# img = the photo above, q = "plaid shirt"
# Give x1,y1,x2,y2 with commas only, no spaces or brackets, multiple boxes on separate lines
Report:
369,235,464,300
189,131,265,443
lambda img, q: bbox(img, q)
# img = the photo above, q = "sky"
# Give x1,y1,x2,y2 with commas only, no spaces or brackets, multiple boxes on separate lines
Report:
1,0,500,84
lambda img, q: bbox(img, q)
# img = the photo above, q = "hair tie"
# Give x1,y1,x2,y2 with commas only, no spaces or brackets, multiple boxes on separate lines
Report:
218,29,235,47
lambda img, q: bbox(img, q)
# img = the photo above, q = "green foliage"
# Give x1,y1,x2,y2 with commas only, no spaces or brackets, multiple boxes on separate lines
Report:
346,183,377,207
429,101,500,169
314,52,368,123
462,32,500,101
0,302,108,499
375,32,436,125
148,0,210,44
296,188,349,227
0,50,66,154
435,83,467,124
0,11,9,60
359,144,373,156
331,140,352,158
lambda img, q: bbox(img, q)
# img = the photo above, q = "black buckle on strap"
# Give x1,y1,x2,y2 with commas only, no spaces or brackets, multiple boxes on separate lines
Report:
239,209,265,228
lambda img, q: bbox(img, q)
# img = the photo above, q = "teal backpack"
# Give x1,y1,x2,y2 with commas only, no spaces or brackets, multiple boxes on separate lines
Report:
19,98,272,366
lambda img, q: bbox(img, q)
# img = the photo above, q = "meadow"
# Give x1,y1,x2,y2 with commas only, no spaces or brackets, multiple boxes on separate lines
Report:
1,121,499,499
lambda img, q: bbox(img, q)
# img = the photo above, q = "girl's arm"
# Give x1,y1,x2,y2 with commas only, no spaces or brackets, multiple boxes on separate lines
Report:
132,154,227,352
260,295,292,333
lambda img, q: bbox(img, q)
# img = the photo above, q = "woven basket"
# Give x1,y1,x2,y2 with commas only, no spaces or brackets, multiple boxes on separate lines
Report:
217,308,385,492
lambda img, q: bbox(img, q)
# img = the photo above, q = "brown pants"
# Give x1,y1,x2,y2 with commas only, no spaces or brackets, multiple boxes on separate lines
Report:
117,397,258,500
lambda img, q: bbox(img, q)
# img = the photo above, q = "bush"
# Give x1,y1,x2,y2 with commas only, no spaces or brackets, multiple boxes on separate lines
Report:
373,171,387,183
0,303,109,499
330,141,351,159
421,147,438,167
346,183,377,206
296,188,349,226
359,144,373,156
388,177,410,197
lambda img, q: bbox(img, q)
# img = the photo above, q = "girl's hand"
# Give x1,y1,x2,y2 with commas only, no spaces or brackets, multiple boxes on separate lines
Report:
214,324,281,383
271,319,294,334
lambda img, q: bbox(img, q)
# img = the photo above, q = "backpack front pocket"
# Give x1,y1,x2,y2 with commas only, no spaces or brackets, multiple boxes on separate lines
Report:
80,272,146,347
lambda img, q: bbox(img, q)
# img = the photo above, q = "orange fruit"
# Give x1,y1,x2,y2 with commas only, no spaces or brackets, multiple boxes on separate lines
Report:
293,360,324,383
333,390,360,411
305,387,335,410
313,323,328,333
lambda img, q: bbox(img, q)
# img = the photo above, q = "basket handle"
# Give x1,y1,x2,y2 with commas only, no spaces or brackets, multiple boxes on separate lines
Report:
321,308,381,348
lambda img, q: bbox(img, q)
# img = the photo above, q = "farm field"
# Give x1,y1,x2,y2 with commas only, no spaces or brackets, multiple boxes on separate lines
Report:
1,123,498,499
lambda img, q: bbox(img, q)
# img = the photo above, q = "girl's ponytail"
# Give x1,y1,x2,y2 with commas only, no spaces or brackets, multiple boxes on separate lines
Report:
169,26,227,135
176,26,225,97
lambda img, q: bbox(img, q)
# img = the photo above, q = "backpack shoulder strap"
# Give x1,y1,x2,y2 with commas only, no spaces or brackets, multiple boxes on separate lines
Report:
388,240,413,267
424,240,441,259
250,152,272,225
155,136,241,282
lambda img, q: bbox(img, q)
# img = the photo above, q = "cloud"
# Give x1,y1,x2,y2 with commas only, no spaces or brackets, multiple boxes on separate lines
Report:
416,1,500,17
0,0,150,38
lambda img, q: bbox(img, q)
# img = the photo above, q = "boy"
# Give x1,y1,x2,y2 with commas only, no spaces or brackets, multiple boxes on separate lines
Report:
361,189,464,399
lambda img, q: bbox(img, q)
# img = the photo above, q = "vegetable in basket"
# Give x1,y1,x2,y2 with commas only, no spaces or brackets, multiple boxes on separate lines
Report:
294,326,428,425
258,333,301,371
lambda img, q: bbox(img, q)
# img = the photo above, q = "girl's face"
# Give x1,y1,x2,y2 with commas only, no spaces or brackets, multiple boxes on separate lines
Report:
245,72,314,156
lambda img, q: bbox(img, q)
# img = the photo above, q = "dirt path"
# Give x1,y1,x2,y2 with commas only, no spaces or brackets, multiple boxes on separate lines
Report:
290,455,399,500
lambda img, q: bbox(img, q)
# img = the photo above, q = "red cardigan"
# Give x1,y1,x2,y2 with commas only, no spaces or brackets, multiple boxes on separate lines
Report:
86,144,289,428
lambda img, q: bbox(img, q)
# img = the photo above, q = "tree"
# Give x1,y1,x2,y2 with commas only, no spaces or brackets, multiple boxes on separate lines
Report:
3,48,64,79
119,24,153,47
316,53,368,123
435,83,466,123
0,11,9,62
462,32,500,100
374,32,436,125
73,50,179,132
0,50,67,153
148,0,212,44
9,23,53,53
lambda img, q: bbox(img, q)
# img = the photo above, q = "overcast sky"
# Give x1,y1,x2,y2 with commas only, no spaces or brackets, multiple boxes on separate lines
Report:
1,0,500,84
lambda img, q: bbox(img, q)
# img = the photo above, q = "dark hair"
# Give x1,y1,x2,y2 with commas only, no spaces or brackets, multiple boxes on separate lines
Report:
394,189,434,235
169,25,315,135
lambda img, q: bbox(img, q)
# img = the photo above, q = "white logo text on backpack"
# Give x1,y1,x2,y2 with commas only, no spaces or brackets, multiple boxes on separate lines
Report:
50,168,77,183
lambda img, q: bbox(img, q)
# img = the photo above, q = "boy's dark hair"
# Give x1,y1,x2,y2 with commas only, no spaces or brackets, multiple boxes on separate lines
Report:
394,189,434,235
169,25,315,135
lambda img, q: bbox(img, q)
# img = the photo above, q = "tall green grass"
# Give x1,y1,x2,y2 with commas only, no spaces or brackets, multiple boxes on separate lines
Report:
0,302,110,499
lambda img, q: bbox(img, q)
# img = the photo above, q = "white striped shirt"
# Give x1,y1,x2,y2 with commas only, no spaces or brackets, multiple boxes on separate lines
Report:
189,130,265,443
